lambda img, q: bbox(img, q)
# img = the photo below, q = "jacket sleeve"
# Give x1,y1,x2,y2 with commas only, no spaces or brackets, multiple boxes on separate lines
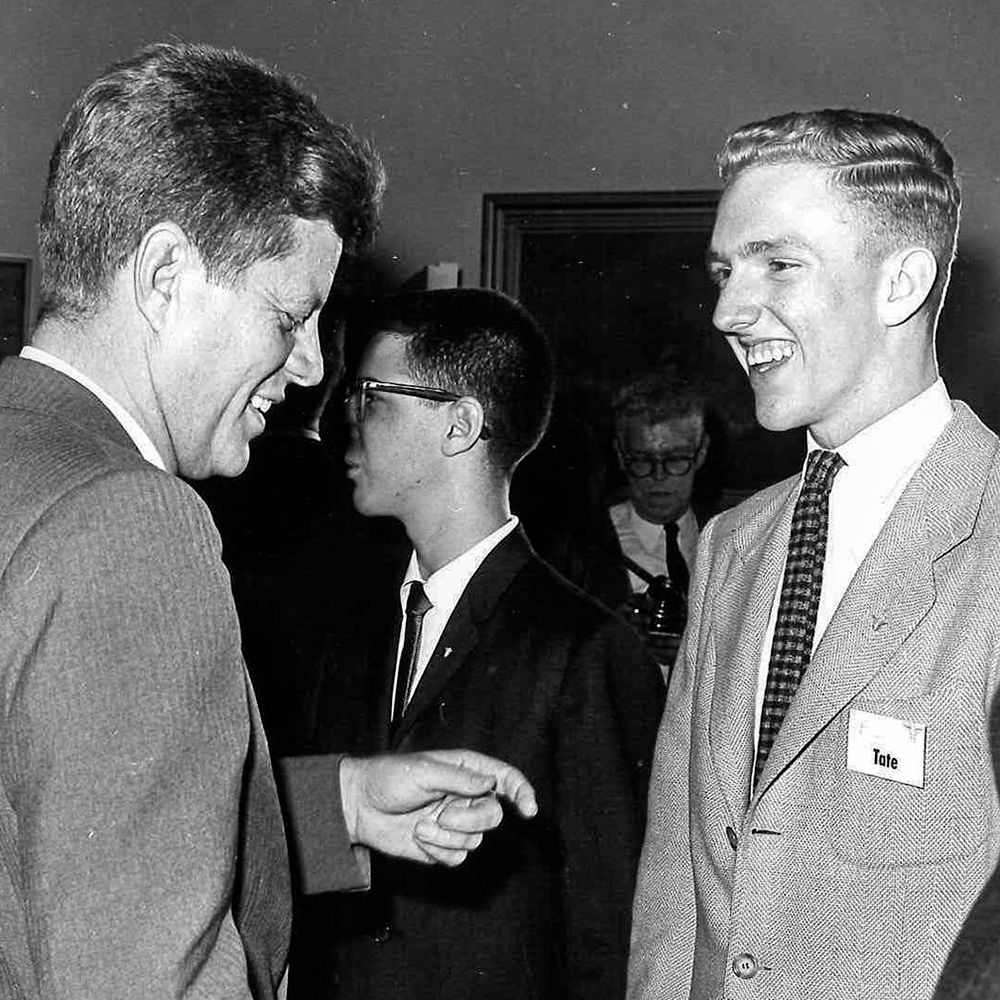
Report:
0,470,258,999
276,754,371,895
626,515,718,999
555,608,666,1000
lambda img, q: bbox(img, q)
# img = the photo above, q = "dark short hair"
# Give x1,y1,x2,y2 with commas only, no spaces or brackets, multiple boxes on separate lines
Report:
613,371,707,436
365,288,554,474
38,41,385,322
717,108,960,317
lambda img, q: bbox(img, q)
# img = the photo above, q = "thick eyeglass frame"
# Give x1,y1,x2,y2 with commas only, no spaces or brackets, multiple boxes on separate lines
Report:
344,377,491,439
617,437,704,479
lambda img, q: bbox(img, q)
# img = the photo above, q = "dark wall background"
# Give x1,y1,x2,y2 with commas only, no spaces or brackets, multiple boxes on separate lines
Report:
2,0,999,427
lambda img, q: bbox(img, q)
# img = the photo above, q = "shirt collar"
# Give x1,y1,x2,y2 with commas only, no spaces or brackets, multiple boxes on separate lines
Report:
401,516,520,607
629,503,696,548
21,345,168,471
804,377,952,503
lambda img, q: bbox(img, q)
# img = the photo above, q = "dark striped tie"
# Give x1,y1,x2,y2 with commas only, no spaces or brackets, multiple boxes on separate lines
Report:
753,449,845,789
391,581,433,729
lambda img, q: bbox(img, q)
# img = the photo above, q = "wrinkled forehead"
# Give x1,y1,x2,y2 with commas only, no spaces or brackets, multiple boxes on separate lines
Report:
620,413,705,452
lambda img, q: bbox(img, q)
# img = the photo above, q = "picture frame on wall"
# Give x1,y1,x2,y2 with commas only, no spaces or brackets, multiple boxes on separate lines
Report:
0,256,32,359
480,190,803,506
482,190,723,389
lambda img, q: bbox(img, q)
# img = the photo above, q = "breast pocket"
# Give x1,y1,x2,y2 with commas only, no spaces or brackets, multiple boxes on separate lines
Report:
818,693,989,869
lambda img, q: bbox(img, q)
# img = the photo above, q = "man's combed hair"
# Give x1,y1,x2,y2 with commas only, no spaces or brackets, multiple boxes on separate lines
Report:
368,288,555,474
718,109,961,311
612,371,706,435
38,41,386,322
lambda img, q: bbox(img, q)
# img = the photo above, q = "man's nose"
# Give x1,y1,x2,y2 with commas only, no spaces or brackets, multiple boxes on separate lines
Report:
712,269,761,335
285,317,324,387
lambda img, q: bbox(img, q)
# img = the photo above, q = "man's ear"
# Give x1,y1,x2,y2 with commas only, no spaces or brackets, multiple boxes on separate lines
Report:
133,223,196,334
442,397,487,456
879,247,938,328
694,432,711,470
612,433,625,470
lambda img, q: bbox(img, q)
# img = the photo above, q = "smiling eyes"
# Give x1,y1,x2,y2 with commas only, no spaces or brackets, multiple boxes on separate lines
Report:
768,259,800,274
279,311,307,336
708,263,730,288
707,258,801,288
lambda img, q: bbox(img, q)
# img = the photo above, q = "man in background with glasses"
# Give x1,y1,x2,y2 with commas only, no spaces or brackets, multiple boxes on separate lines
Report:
610,373,709,670
290,287,664,1000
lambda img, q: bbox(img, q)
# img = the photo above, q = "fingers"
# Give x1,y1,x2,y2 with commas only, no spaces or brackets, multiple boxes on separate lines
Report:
412,841,471,867
491,765,538,819
413,811,485,866
420,750,539,819
435,794,504,833
410,749,498,798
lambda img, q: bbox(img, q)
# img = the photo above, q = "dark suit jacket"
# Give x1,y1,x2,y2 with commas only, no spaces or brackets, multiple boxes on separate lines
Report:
192,432,386,757
292,527,665,1000
0,357,362,999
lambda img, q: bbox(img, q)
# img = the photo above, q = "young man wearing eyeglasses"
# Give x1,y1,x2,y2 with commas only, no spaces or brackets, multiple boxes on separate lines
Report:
290,288,664,1000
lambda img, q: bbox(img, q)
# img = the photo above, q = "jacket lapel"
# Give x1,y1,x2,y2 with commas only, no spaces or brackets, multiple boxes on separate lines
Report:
374,602,402,751
708,477,797,821
754,402,997,797
392,527,533,744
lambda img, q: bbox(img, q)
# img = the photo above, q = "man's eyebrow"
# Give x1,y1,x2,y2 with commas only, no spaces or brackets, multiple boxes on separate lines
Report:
706,236,814,266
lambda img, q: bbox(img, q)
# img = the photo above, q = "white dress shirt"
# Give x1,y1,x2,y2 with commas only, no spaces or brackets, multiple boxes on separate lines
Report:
20,345,167,471
391,516,520,718
609,501,699,592
750,378,954,765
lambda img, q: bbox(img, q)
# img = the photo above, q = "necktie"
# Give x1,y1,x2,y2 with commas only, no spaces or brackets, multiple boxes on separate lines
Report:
392,581,433,728
664,521,690,596
753,449,845,789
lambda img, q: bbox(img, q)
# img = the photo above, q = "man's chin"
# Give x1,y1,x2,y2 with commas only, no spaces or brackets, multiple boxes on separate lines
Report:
183,444,251,480
635,498,687,525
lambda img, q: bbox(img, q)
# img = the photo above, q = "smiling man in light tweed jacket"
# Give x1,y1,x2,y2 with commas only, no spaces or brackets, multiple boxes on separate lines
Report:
629,108,1000,1000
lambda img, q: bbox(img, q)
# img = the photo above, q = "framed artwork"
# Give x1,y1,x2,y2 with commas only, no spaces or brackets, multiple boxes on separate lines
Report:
481,191,802,505
0,256,32,359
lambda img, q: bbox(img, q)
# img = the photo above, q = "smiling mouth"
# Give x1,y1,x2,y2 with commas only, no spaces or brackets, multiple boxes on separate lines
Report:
746,339,796,374
249,394,273,417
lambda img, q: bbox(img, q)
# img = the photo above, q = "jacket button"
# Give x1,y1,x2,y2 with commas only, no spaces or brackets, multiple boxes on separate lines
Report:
732,953,758,979
372,924,392,944
725,826,738,850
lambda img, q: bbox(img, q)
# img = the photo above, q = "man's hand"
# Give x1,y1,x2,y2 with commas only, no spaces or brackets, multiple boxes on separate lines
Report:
340,749,537,866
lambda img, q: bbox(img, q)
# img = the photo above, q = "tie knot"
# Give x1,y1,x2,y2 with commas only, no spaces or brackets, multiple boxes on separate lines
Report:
803,449,845,496
405,581,433,617
664,521,679,542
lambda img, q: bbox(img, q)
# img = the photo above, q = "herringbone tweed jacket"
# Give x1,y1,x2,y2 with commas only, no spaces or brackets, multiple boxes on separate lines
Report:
629,401,1000,1000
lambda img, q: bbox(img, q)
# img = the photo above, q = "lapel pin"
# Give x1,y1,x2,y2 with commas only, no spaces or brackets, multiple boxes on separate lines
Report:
443,647,453,658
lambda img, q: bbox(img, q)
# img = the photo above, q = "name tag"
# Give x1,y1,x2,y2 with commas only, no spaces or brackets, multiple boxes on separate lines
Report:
846,709,926,788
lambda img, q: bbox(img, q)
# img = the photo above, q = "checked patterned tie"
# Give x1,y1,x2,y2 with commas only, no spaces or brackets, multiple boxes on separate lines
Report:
391,581,433,730
753,449,845,790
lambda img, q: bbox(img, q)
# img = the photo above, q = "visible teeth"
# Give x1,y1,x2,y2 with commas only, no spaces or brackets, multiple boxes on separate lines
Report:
250,394,272,414
746,340,795,367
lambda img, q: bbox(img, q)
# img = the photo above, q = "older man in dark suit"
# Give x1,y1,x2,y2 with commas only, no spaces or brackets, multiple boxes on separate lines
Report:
290,289,665,999
0,42,536,1000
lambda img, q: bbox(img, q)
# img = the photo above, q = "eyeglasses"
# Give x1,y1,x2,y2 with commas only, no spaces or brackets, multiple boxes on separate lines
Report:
618,441,703,479
344,377,491,438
